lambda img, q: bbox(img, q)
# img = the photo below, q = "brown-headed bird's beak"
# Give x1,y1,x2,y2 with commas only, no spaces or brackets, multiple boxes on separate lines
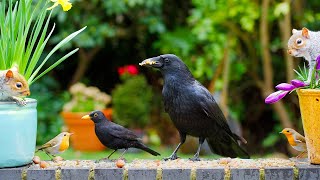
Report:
139,56,163,68
81,115,90,120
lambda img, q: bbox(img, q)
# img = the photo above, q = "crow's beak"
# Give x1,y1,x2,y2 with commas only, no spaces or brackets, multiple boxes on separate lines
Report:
139,56,163,68
81,115,90,120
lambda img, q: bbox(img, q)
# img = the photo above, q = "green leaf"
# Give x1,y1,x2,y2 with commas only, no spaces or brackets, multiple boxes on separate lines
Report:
28,26,87,83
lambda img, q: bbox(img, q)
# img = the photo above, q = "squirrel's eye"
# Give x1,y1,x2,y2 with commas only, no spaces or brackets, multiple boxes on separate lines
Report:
15,82,22,89
296,38,303,45
94,113,98,117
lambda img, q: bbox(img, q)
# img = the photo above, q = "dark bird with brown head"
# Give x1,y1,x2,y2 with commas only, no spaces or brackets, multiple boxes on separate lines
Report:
140,54,249,161
82,110,160,159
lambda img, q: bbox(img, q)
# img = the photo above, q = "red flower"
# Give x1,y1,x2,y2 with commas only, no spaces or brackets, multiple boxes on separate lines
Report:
117,67,125,76
118,65,139,77
126,65,139,75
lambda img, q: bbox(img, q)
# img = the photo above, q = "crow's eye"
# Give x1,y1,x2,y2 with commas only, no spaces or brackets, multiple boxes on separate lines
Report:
164,58,170,63
16,82,22,89
296,38,303,45
94,113,98,117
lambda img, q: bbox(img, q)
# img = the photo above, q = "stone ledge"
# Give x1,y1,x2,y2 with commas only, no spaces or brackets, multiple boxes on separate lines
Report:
0,158,319,180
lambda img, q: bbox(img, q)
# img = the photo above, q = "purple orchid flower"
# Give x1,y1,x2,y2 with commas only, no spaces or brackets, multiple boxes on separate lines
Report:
291,79,306,88
275,83,295,91
265,90,289,104
317,55,320,70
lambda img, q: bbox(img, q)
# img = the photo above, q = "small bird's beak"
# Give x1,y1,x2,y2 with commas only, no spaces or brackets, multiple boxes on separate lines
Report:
139,56,162,68
279,131,283,134
81,115,90,120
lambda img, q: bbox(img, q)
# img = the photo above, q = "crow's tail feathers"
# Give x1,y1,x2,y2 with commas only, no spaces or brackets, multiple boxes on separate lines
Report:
206,134,250,159
137,143,161,156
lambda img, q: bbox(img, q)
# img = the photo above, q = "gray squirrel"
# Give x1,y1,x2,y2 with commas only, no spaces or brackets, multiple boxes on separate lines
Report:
0,67,30,106
287,27,320,84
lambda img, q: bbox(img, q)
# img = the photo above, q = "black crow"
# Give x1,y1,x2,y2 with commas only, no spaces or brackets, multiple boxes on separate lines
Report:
140,54,249,160
82,110,160,159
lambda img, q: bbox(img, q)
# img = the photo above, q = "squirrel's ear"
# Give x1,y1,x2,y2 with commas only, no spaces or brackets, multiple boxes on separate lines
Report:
5,70,14,79
292,29,298,34
302,27,310,38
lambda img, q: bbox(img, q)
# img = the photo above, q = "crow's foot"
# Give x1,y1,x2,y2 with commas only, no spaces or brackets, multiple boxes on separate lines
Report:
163,153,179,161
189,157,201,161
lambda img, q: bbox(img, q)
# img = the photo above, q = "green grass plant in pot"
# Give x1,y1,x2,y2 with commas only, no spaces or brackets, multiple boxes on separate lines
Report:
0,0,86,168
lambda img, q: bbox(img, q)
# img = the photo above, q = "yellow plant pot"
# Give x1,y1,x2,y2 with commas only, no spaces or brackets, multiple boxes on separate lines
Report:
297,89,320,164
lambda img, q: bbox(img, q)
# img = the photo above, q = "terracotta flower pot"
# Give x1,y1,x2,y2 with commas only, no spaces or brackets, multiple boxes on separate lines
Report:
297,89,320,164
61,109,112,151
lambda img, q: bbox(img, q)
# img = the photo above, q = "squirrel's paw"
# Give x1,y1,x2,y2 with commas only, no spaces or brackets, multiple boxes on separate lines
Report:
16,99,27,106
12,97,27,106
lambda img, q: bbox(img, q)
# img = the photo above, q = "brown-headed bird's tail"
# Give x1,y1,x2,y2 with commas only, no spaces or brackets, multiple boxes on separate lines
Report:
206,133,250,159
136,143,161,156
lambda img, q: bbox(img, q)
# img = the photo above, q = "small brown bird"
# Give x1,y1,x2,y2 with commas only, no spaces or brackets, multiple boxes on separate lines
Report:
280,128,307,158
36,132,73,159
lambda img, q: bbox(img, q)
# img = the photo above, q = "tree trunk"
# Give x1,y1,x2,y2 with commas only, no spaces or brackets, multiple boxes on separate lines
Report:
260,0,293,128
69,47,101,86
220,34,231,117
278,0,294,82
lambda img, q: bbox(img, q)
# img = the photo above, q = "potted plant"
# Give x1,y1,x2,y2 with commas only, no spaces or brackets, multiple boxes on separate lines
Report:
112,65,153,131
265,56,320,164
0,0,85,168
61,82,112,151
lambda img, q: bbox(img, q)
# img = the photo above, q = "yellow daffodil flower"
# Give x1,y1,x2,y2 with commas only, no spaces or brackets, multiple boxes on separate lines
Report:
47,0,72,11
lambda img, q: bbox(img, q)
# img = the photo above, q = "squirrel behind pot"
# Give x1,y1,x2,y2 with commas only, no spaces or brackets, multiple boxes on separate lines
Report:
0,67,30,106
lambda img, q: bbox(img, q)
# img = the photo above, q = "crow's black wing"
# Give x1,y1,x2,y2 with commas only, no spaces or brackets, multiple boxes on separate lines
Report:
193,81,234,133
193,81,246,143
107,122,140,141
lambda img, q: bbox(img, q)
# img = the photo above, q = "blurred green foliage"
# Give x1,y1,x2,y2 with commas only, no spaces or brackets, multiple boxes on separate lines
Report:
30,76,64,145
112,75,153,128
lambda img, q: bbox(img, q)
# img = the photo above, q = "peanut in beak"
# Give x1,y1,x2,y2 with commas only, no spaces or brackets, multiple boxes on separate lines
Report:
139,59,156,66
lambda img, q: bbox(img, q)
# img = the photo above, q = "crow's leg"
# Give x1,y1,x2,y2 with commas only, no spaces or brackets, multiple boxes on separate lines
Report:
164,132,186,161
118,149,128,159
107,149,117,159
189,137,205,161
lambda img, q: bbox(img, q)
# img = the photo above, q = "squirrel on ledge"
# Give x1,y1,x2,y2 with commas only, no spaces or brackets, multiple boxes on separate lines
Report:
287,27,320,84
0,67,30,106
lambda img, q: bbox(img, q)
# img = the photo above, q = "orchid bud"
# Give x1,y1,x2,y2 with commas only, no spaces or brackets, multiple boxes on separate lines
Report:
275,83,295,91
265,90,289,104
291,79,306,88
317,55,320,70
